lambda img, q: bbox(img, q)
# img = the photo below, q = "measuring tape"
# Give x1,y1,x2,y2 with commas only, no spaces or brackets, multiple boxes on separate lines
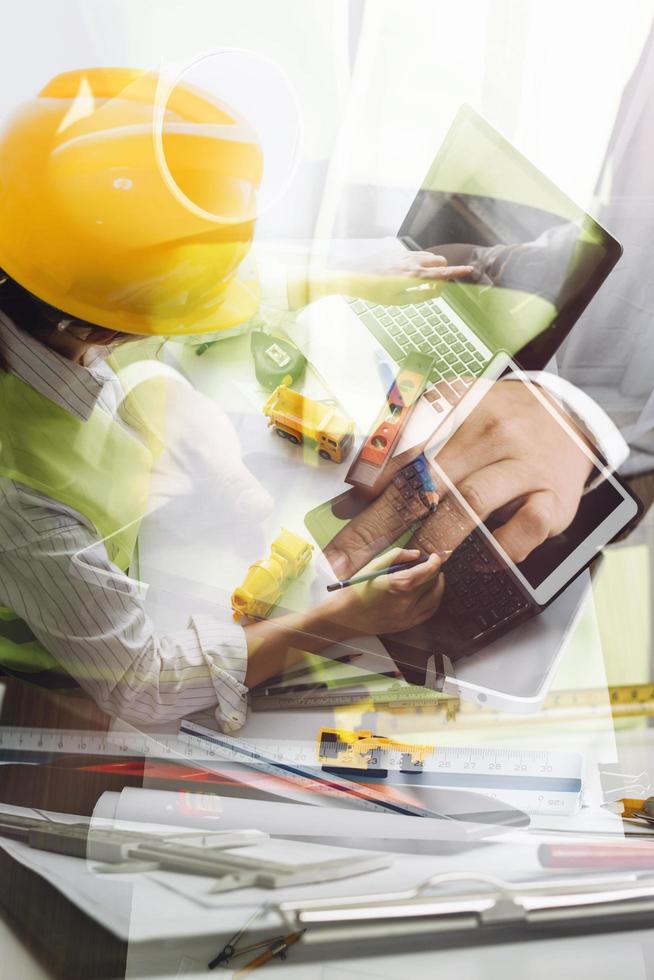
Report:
251,682,654,723
0,723,582,817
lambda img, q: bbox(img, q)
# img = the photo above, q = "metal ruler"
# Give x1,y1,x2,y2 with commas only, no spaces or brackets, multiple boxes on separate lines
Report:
251,682,654,723
0,725,203,763
0,724,582,815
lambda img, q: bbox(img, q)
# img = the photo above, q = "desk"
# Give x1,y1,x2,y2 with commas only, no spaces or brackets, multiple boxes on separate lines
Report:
3,336,653,978
4,723,654,980
0,915,46,980
139,331,617,756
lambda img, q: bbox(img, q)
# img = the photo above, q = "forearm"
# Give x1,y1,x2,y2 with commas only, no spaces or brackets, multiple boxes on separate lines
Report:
244,602,352,688
256,238,414,312
3,518,251,729
286,270,399,311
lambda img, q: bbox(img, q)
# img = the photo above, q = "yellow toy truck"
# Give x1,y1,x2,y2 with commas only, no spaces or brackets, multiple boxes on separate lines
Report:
317,728,432,770
262,384,354,463
231,528,314,621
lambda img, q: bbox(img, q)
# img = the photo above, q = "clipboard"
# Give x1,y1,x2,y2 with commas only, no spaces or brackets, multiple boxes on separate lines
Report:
279,869,654,954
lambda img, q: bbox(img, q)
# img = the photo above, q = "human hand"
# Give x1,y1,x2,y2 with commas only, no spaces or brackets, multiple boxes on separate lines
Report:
410,378,594,563
348,251,473,308
325,378,594,576
297,252,473,311
321,547,444,636
324,447,433,579
381,251,474,283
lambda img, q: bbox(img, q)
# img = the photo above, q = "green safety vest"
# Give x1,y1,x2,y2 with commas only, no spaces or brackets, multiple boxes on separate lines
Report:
0,349,166,689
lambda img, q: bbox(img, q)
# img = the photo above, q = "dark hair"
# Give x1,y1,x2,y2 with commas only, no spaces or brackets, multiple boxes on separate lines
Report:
0,271,132,370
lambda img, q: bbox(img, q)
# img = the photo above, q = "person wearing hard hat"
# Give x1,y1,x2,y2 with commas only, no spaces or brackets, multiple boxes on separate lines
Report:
0,68,446,730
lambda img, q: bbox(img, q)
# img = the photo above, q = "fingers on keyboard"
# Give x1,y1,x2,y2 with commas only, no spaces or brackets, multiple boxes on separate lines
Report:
325,487,426,578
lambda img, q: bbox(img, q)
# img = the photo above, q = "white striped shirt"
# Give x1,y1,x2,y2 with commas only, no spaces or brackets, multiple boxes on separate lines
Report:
0,315,250,731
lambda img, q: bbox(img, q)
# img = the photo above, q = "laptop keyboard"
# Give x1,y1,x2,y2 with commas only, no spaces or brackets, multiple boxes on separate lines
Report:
342,299,530,645
441,532,531,640
347,298,489,412
393,459,531,642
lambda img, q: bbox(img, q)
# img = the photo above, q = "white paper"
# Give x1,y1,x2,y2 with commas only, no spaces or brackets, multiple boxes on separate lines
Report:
93,787,489,842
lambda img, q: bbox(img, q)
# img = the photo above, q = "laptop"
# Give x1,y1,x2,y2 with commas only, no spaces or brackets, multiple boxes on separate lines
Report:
286,104,623,434
305,353,642,686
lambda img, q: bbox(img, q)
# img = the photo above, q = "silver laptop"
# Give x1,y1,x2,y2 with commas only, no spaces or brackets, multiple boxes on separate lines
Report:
287,104,621,431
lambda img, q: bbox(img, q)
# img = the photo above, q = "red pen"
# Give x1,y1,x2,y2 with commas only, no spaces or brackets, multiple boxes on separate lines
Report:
539,841,654,870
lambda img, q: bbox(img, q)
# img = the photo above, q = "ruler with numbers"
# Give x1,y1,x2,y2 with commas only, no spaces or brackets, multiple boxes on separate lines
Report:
0,724,581,815
251,682,654,724
315,727,583,816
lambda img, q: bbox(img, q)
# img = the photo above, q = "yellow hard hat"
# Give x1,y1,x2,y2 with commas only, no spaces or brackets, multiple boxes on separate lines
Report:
0,67,263,336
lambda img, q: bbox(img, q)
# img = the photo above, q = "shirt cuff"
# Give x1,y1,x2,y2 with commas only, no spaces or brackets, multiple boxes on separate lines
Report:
190,614,249,733
507,371,630,485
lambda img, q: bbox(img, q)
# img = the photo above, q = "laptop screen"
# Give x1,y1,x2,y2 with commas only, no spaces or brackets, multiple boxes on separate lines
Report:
398,106,622,370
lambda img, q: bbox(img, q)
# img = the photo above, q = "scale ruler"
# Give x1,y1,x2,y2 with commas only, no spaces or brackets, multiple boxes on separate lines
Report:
0,724,433,819
0,725,582,816
179,724,582,817
324,738,583,816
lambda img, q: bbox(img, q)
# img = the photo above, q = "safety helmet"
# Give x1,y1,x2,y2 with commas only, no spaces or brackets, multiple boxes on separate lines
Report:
0,67,263,336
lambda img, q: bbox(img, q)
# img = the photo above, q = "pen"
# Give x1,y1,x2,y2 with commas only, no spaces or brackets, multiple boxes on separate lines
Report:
233,930,304,978
260,652,361,689
326,555,431,592
539,842,654,870
262,670,399,697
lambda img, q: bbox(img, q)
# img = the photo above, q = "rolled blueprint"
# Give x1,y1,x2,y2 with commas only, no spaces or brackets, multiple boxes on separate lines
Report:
92,787,501,841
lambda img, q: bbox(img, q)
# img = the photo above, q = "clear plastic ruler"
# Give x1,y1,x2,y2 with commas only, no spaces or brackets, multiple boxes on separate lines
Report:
0,724,583,815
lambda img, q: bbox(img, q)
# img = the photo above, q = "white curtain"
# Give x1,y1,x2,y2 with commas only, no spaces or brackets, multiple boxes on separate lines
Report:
316,0,654,240
2,1,653,245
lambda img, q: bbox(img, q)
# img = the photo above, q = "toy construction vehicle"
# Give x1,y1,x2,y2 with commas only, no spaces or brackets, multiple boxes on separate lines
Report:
262,384,354,464
231,529,314,621
317,727,432,770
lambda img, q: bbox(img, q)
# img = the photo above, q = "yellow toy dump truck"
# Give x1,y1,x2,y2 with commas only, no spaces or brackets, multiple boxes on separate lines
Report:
262,384,354,463
231,528,314,621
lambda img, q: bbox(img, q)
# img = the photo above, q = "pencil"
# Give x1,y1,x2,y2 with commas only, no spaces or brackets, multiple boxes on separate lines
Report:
326,551,451,592
233,931,304,977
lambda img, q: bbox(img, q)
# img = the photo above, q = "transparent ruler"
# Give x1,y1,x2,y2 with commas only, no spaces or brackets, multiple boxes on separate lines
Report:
0,725,583,816
180,723,583,817
178,721,438,818
0,724,434,819
324,738,583,816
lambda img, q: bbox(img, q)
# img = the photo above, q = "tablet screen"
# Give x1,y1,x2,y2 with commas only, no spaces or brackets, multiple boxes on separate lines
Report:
424,358,640,606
